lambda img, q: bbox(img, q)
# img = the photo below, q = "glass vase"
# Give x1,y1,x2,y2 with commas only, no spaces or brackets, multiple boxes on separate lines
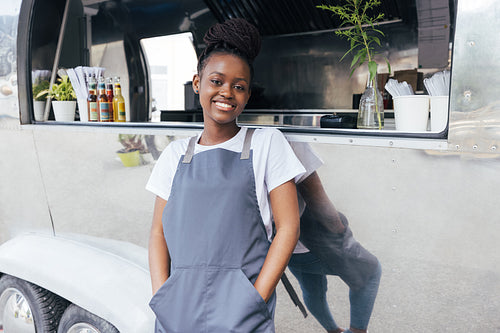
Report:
357,77,384,129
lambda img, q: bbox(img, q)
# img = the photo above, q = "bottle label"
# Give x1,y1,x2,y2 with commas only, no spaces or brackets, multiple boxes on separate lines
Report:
89,102,98,121
118,102,126,121
100,102,110,121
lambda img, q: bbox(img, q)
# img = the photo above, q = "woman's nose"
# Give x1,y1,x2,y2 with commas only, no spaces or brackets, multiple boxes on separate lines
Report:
219,84,233,98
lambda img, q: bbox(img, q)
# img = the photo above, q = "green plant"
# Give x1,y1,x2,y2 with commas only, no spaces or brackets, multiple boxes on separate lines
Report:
317,0,390,129
118,134,147,153
32,80,50,101
36,75,76,101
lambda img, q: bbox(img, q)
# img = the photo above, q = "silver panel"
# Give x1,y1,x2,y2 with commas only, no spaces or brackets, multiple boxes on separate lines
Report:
17,124,497,331
449,0,500,153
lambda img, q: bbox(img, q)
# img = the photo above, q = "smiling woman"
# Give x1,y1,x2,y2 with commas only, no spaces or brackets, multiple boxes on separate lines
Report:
147,18,305,333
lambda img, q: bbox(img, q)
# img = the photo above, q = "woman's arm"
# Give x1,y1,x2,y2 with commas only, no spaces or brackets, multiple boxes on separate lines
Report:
148,196,170,295
297,171,345,234
254,179,300,302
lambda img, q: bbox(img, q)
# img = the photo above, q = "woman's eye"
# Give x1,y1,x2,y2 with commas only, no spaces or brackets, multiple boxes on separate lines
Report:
234,85,246,91
210,79,221,85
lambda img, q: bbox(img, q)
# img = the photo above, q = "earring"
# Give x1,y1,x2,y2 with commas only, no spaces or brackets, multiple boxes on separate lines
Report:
195,90,199,93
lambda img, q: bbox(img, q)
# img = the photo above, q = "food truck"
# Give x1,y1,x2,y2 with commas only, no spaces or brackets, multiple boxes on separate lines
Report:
0,0,499,332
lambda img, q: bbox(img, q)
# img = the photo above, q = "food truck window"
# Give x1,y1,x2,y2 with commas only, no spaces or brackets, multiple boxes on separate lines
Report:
140,33,198,121
24,0,454,141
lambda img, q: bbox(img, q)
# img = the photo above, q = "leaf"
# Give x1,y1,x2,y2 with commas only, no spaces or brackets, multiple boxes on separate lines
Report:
385,57,392,75
351,51,363,68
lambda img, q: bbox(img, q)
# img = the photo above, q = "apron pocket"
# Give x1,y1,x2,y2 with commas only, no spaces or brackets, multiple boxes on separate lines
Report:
149,269,207,333
207,269,273,332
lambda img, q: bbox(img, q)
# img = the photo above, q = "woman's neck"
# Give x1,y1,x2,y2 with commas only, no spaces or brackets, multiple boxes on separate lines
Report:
199,123,241,146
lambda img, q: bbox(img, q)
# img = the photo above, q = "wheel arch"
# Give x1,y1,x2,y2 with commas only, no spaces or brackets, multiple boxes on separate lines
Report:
0,233,155,332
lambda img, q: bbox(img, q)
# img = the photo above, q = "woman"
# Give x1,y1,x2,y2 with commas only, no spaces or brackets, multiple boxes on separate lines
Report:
288,142,381,333
146,18,305,332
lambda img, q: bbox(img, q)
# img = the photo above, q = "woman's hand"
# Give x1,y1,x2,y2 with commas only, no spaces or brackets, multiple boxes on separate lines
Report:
149,196,170,295
254,179,300,302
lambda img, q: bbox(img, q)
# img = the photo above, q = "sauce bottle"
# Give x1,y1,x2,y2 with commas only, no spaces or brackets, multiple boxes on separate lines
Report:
98,76,110,122
87,75,99,122
113,77,126,122
106,77,114,122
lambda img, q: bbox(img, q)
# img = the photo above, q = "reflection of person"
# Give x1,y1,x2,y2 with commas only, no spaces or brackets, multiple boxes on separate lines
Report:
146,18,305,332
288,142,382,333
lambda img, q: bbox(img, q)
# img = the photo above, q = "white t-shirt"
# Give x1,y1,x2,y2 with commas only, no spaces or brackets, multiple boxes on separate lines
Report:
288,141,324,253
146,127,306,244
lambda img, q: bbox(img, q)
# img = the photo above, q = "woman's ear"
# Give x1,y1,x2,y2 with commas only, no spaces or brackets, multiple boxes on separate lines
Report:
192,74,200,94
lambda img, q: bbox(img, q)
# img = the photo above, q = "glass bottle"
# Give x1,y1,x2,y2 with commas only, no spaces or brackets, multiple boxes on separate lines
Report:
106,77,114,122
87,75,98,122
357,76,384,129
113,77,126,122
98,76,110,122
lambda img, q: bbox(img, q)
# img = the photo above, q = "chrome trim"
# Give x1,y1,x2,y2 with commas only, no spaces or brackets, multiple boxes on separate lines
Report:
67,323,100,333
0,287,36,333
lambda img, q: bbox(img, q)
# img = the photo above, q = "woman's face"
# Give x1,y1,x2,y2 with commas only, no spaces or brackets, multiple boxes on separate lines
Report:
193,53,251,127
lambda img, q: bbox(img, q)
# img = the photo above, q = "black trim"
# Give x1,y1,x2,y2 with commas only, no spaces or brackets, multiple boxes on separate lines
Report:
17,0,35,124
31,120,448,140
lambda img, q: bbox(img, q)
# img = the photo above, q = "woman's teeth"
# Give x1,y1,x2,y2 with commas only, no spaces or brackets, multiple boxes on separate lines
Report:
215,101,234,109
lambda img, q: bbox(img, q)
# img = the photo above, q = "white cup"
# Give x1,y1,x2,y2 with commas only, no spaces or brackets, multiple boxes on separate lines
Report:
430,96,449,132
393,95,430,132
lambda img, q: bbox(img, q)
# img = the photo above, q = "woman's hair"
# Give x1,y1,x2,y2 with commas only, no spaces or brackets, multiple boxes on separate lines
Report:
197,18,261,81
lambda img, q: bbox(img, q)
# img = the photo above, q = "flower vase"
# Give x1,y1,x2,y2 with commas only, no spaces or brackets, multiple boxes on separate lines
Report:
357,77,384,129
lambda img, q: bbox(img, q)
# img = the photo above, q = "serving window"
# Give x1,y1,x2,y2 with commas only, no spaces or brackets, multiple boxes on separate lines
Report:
24,0,454,141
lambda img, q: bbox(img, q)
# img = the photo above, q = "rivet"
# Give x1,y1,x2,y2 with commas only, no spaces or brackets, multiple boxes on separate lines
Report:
455,145,460,150
349,139,354,143
491,146,497,151
464,90,472,101
472,145,478,150
389,141,394,146
467,40,476,47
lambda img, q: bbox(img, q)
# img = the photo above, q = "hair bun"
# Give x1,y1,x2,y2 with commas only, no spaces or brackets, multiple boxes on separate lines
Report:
203,18,261,62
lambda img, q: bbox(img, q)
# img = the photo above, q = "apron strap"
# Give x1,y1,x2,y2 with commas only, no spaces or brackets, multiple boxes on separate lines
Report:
182,136,198,164
241,128,255,160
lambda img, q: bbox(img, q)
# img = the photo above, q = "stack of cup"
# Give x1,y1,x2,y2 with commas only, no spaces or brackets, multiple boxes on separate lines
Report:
429,96,449,132
393,95,430,132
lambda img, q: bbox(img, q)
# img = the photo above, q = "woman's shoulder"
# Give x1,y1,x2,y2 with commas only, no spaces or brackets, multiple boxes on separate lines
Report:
252,127,286,143
158,135,194,160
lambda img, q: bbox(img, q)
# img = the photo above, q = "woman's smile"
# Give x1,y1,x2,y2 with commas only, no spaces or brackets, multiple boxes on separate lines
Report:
214,100,236,111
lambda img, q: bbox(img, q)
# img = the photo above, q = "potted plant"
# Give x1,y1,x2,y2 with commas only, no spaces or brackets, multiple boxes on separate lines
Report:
37,75,77,121
117,134,147,167
317,0,390,129
32,79,50,121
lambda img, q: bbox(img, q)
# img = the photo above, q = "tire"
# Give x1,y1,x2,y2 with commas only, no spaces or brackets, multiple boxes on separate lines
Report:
0,274,69,333
57,304,119,333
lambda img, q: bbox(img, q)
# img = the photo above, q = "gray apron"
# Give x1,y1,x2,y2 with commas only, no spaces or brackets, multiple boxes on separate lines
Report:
150,128,276,333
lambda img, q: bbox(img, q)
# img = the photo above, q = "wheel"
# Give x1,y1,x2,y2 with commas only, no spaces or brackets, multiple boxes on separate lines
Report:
57,304,119,333
0,274,68,333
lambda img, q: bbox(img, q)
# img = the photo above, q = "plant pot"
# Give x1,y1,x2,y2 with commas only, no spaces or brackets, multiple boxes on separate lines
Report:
117,150,141,167
52,100,76,122
33,100,46,121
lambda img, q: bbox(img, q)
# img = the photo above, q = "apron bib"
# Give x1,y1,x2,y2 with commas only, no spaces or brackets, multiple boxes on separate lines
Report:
150,128,276,333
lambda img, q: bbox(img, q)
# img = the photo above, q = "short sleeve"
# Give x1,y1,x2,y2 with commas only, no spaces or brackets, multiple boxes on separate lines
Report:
288,141,324,184
264,129,306,193
145,142,183,200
